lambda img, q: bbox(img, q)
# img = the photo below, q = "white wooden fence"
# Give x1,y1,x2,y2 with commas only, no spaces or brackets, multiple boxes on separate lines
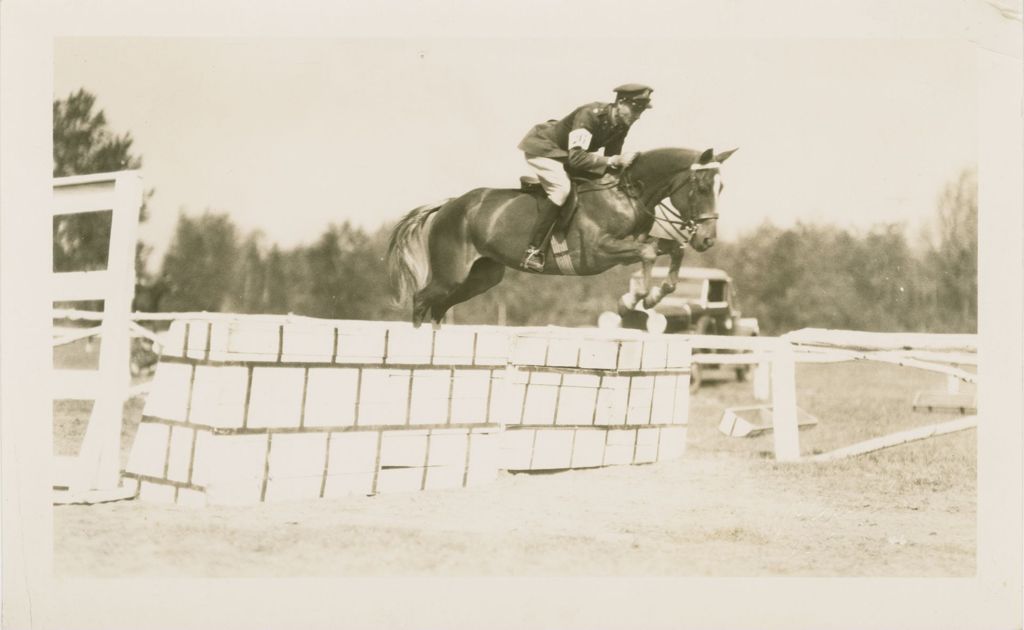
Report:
687,329,978,462
53,171,142,503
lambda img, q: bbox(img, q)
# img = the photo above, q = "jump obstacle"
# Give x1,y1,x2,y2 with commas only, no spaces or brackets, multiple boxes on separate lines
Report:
122,316,692,505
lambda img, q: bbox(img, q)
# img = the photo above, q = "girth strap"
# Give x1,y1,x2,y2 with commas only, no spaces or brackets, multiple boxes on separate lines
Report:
550,234,577,275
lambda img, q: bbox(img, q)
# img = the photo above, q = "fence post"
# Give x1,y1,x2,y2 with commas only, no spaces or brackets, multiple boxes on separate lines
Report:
770,340,800,461
753,361,771,401
53,171,142,502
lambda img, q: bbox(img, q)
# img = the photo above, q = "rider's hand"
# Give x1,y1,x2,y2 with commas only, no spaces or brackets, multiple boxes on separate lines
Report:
608,153,638,170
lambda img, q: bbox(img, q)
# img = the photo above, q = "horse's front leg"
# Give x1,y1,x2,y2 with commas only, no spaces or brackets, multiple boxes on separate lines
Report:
595,234,659,313
642,239,684,309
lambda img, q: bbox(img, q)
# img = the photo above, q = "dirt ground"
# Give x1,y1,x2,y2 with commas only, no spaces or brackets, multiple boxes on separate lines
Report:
53,362,976,577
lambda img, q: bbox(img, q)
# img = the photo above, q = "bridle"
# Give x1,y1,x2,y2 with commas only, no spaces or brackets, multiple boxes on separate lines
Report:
581,155,722,245
640,161,721,245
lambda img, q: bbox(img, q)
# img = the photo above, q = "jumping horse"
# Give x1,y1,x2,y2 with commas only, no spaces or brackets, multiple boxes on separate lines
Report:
387,147,737,327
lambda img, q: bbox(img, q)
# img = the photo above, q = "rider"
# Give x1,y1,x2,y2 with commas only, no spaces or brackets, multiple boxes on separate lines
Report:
517,83,653,271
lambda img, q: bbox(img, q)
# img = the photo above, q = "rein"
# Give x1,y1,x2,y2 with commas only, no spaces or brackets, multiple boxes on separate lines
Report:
628,160,720,244
574,154,721,245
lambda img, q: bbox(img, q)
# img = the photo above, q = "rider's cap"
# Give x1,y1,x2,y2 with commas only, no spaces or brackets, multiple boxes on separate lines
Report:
613,83,653,109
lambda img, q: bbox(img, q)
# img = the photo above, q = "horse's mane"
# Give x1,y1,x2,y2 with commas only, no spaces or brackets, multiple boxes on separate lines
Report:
634,147,703,174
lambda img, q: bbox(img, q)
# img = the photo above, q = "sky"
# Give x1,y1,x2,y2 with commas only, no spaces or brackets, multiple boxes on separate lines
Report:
55,37,977,267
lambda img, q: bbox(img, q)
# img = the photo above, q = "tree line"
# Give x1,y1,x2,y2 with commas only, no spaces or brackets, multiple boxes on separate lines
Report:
54,89,977,334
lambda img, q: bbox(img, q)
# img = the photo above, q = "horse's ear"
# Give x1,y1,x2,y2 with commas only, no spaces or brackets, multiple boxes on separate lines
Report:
698,148,715,164
714,148,738,163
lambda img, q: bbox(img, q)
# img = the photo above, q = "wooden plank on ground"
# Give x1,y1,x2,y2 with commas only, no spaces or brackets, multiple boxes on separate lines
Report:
806,416,978,462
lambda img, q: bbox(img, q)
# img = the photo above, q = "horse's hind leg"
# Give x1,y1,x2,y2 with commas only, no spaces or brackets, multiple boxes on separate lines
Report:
413,282,450,328
430,258,506,325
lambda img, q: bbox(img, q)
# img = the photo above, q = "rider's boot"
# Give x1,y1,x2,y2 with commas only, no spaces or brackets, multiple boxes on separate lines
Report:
521,197,563,272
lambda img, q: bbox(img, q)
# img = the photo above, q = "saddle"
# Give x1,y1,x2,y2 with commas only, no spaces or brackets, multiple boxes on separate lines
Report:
519,173,630,234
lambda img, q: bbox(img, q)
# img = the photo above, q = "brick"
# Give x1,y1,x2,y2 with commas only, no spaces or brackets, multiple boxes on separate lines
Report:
672,375,691,424
641,339,669,370
303,367,359,427
569,429,606,468
282,324,335,362
658,427,688,460
247,367,305,429
511,335,548,367
521,373,560,425
222,321,281,362
185,321,212,360
197,433,268,505
650,374,678,424
433,328,476,365
555,374,600,425
380,430,429,468
408,369,451,425
529,429,574,470
578,338,619,370
264,433,329,502
473,329,511,366
189,365,248,428
166,426,195,483
499,428,536,471
357,369,410,425
335,325,387,364
426,430,469,467
617,339,643,370
125,422,170,479
449,369,492,424
326,432,380,474
594,376,630,426
545,335,581,367
626,376,655,425
160,321,187,357
144,362,192,422
385,325,435,365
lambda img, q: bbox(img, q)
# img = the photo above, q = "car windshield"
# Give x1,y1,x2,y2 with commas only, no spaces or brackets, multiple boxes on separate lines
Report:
673,279,704,299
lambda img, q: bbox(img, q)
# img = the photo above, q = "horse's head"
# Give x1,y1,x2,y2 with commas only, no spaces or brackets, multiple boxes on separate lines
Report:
632,147,737,252
669,148,737,251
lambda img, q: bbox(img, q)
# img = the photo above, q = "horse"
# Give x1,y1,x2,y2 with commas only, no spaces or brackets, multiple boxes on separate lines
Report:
387,146,737,327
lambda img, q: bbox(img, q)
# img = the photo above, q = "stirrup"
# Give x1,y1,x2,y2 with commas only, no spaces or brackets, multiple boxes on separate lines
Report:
521,247,545,271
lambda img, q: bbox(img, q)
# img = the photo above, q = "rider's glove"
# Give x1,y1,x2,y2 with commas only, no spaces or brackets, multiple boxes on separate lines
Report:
607,153,638,170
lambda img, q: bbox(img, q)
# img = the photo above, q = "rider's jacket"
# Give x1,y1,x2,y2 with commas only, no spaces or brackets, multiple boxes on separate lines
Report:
518,102,633,178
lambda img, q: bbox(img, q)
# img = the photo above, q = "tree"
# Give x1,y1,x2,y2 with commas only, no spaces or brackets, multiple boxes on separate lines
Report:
263,245,292,314
158,212,240,312
923,168,978,332
53,89,156,309
226,232,270,313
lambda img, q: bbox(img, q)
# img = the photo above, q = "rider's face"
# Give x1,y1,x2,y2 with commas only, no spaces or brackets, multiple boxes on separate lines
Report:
615,101,644,125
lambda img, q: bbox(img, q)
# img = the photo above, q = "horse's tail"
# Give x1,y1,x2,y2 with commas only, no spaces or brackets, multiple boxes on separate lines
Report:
386,200,449,306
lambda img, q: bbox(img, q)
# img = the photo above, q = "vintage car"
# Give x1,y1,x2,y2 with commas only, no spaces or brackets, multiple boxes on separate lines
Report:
599,266,759,391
